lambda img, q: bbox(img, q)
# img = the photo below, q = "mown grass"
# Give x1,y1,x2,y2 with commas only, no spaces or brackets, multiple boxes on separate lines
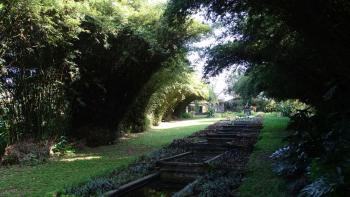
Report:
0,118,220,197
238,113,290,197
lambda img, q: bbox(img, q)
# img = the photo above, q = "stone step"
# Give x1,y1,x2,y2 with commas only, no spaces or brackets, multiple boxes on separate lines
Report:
104,120,263,196
157,152,224,183
217,129,259,134
206,133,257,138
188,143,230,152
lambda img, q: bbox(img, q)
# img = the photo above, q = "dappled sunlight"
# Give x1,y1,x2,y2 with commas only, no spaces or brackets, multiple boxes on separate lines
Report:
199,119,223,123
152,118,221,130
119,133,142,140
58,154,132,162
59,155,101,162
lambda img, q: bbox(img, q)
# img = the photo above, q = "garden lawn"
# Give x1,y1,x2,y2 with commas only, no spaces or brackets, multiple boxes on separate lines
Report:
0,118,220,197
238,113,290,197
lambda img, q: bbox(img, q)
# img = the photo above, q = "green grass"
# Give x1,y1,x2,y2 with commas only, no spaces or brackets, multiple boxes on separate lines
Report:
238,113,290,197
0,118,220,197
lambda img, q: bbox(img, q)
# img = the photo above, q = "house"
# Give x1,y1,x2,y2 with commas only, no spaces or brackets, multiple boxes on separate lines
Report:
186,101,209,114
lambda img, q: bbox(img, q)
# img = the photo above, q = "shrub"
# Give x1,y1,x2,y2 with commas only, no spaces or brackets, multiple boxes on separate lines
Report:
220,112,237,119
249,97,268,112
180,112,193,119
1,141,50,165
206,109,215,118
263,99,308,116
51,136,75,156
276,100,308,117
265,100,278,112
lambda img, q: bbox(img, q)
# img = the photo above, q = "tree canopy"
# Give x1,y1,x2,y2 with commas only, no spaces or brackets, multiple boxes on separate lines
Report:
0,0,210,146
166,0,350,195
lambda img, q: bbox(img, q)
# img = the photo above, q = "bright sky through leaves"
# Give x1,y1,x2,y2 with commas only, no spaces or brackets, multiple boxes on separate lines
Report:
188,12,234,101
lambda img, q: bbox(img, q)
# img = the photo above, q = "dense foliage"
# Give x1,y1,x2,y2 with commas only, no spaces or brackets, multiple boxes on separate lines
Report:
0,0,80,144
119,54,208,133
166,0,350,195
0,0,209,151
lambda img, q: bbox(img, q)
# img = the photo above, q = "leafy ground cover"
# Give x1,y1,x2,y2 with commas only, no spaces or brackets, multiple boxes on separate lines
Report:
238,113,290,197
0,118,220,196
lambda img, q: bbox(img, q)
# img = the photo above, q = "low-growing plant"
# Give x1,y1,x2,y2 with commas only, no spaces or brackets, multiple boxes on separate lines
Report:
63,147,186,196
271,110,350,196
299,178,333,197
64,162,155,196
51,136,75,156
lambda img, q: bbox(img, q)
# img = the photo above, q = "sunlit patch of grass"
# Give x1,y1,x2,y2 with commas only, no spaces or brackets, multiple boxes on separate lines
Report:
0,118,219,196
152,117,221,130
238,113,290,197
59,155,101,162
